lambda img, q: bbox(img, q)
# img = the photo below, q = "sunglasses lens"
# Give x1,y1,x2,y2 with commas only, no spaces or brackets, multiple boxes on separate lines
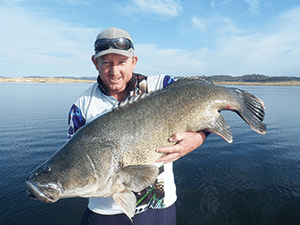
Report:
114,38,131,49
95,38,134,52
95,39,111,52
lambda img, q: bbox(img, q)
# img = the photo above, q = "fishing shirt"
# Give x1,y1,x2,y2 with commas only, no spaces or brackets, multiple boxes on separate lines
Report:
68,74,176,215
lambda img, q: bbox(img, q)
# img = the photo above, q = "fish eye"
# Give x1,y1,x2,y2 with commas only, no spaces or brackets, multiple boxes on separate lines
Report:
44,166,51,173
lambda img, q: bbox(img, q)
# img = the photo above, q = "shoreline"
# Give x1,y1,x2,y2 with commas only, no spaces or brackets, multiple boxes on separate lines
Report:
1,77,300,86
213,81,300,86
0,77,95,83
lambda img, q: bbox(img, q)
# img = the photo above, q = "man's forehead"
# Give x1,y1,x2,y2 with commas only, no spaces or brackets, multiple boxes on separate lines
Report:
101,53,129,60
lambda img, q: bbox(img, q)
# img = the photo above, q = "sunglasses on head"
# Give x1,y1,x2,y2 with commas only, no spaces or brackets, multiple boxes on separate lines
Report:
94,38,134,52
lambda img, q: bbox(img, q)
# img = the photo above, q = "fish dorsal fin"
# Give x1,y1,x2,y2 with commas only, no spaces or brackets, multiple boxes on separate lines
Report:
112,76,213,111
169,76,215,89
113,189,136,221
112,91,153,110
117,165,159,192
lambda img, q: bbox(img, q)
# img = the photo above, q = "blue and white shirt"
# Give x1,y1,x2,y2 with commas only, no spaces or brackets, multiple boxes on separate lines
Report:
68,74,177,215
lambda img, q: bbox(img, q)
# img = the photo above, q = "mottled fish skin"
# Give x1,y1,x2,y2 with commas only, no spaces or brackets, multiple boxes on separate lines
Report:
25,76,266,219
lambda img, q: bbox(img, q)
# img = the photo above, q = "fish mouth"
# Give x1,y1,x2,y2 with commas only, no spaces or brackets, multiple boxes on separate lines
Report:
25,180,61,203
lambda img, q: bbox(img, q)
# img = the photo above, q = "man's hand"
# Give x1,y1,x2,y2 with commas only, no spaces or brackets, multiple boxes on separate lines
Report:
156,131,207,164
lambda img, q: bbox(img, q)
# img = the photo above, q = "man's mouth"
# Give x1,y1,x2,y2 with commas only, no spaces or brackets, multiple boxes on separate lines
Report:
110,76,121,82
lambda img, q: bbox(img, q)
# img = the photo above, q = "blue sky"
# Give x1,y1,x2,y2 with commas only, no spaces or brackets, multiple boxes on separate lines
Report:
1,0,300,77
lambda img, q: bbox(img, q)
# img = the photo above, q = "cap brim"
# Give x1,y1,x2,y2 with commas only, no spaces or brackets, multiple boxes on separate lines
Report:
94,47,134,59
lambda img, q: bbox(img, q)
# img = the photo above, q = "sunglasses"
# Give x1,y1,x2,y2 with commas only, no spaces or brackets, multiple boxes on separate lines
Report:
94,38,134,52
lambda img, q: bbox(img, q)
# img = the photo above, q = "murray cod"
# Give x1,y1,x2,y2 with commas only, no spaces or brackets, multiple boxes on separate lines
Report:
26,76,266,219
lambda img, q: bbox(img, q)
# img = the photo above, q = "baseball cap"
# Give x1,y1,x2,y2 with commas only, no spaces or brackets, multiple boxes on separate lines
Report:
94,27,134,59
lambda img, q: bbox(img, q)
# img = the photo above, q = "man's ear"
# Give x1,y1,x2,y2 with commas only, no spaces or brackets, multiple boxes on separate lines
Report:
91,55,99,70
132,55,138,70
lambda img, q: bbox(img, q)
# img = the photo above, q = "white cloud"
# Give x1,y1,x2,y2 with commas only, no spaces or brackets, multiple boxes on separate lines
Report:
134,44,209,76
188,7,300,75
131,0,183,17
135,7,300,76
244,0,261,14
64,0,89,6
191,15,242,36
1,2,299,77
244,0,273,15
0,5,99,76
212,0,271,15
3,0,24,2
191,16,206,33
211,0,232,10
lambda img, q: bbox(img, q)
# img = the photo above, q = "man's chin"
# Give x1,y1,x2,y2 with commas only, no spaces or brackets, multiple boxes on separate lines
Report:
108,84,127,95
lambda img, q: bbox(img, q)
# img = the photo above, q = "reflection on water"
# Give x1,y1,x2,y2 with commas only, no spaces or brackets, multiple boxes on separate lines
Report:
0,83,300,225
175,86,300,225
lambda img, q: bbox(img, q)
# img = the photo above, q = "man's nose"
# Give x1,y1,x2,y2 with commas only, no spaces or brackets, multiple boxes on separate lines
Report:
110,64,120,75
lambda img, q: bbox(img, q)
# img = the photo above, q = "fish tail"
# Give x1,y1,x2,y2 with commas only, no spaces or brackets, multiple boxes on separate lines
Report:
235,89,266,134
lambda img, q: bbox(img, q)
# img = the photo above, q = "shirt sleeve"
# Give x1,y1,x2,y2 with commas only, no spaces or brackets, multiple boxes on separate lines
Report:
147,75,175,92
162,75,175,88
68,104,86,139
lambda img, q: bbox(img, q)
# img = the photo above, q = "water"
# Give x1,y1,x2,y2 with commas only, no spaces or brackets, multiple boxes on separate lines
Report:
0,83,299,225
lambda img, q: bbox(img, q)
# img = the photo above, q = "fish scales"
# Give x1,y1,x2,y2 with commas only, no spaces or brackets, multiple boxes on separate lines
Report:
25,76,266,219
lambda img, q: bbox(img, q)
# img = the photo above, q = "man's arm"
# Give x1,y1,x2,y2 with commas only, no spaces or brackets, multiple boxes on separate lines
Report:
156,131,207,164
68,104,86,139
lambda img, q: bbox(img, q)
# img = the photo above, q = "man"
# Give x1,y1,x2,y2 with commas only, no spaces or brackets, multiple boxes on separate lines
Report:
68,27,207,225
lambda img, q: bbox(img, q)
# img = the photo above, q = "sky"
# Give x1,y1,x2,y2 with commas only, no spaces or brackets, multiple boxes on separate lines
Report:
1,0,300,78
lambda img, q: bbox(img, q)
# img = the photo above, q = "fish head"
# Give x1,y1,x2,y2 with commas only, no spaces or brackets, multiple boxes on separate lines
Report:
25,156,103,202
25,140,118,202
25,161,63,203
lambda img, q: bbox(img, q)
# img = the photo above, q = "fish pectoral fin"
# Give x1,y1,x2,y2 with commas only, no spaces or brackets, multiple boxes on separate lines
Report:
118,165,159,192
208,114,233,143
113,189,136,220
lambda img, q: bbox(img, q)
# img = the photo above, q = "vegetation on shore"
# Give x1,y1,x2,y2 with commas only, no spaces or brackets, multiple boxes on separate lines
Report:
0,77,95,83
213,81,300,86
1,74,300,86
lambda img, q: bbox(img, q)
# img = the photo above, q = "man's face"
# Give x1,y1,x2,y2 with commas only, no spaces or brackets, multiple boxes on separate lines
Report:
93,54,138,97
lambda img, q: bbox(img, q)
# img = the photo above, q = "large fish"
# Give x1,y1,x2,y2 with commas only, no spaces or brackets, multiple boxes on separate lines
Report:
25,76,266,219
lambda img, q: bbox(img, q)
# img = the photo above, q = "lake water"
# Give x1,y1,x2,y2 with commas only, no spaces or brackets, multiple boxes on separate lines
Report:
0,82,299,225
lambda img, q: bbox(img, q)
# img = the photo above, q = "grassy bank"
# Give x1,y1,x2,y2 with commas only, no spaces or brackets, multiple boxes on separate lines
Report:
0,77,95,83
1,77,300,86
213,81,300,86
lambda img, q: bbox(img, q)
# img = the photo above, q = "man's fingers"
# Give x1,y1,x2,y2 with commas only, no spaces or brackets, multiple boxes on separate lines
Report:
156,131,207,164
156,144,181,154
156,153,181,163
169,132,185,142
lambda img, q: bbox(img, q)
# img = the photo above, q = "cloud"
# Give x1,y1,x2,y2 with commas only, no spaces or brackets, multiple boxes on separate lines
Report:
244,0,261,14
0,5,98,76
211,0,271,15
3,0,24,2
188,7,300,75
191,16,206,33
211,0,232,10
63,0,89,6
244,0,273,15
225,7,300,75
134,44,210,76
131,0,183,17
191,15,242,36
135,7,300,76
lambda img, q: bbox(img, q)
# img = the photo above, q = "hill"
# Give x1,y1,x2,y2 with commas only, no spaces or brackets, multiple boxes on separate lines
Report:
206,74,300,83
1,74,300,85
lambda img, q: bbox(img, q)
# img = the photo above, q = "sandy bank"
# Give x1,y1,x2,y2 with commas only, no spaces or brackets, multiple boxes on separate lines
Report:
0,77,95,83
213,81,300,86
1,77,300,86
